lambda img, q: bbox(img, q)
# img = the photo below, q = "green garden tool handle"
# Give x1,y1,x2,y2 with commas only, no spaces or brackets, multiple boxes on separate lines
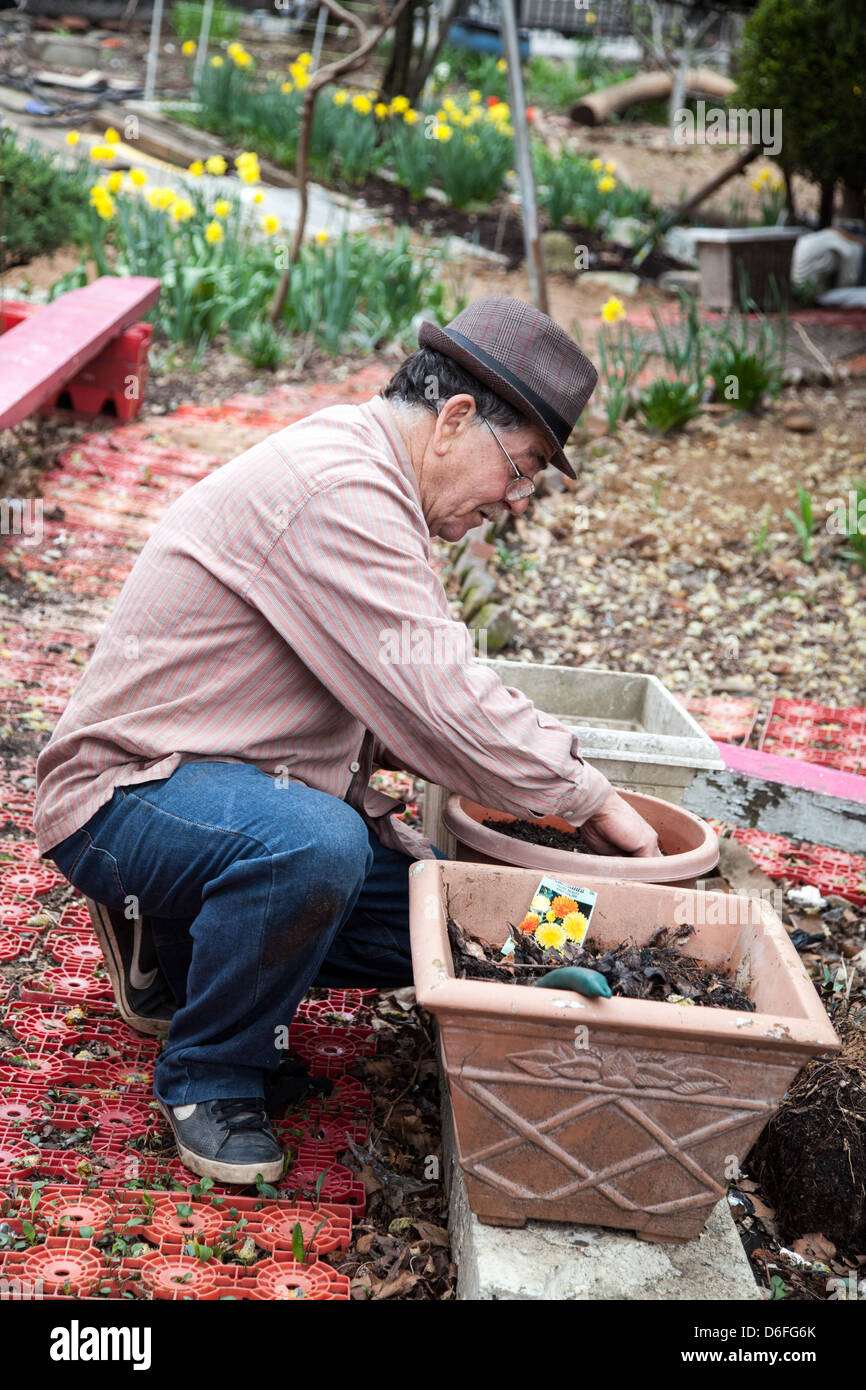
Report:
534,966,612,998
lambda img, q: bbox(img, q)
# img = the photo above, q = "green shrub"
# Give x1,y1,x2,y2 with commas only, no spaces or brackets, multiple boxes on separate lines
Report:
0,128,90,267
706,344,778,411
638,379,702,434
736,0,866,209
173,1,243,42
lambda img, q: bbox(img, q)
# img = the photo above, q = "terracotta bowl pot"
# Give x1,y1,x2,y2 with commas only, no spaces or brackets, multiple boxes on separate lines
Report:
442,790,719,889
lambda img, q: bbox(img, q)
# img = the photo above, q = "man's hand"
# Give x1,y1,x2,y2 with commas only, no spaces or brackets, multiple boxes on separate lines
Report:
578,789,662,858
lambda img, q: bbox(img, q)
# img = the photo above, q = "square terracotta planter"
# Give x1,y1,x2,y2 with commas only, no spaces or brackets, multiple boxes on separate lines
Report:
409,859,839,1243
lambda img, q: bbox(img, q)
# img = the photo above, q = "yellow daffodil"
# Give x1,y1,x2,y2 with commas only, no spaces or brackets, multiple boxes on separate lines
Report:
315,229,328,243
352,94,372,115
210,55,224,67
89,145,115,161
433,123,452,141
129,167,148,186
106,170,123,192
435,107,448,120
442,97,455,111
104,127,120,144
213,198,232,218
374,101,389,119
390,94,410,113
536,921,567,950
749,178,762,192
89,187,115,219
146,186,176,210
252,191,264,203
496,57,507,72
487,101,509,122
297,51,312,66
205,155,227,175
597,174,617,192
281,81,294,93
562,910,589,943
235,51,252,67
403,108,419,124
205,220,224,243
604,160,616,173
181,39,196,56
260,214,280,235
469,89,482,104
590,156,603,171
171,198,195,222
600,295,626,323
65,130,80,146
333,89,348,106
188,160,205,178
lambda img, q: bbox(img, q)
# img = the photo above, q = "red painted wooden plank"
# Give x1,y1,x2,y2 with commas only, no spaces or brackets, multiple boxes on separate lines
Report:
0,276,160,429
718,741,866,805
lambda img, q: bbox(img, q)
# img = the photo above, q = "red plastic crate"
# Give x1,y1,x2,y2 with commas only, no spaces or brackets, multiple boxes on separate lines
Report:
289,1023,377,1079
712,821,866,907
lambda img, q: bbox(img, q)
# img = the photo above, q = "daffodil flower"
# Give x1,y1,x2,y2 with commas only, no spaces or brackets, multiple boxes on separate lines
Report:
597,174,617,193
188,160,205,178
182,39,196,56
104,127,120,144
65,130,80,147
213,198,232,218
600,295,626,323
129,167,148,186
205,220,224,243
261,214,280,235
205,155,227,175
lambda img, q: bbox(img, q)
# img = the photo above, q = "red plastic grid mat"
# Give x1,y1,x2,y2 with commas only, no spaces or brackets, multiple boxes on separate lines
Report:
758,698,866,775
679,695,759,745
711,822,866,906
0,1189,352,1299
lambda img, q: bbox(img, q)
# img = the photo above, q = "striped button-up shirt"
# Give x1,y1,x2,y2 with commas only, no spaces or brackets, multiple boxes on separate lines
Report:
34,394,611,859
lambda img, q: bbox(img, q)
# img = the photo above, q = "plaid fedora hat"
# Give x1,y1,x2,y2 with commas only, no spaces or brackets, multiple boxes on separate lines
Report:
418,295,597,480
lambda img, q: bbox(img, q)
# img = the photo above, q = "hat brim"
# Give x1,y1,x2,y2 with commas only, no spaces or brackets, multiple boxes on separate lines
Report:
418,320,578,480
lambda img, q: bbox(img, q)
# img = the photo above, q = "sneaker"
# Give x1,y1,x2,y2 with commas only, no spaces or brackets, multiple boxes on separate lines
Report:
263,1055,334,1113
158,1097,284,1184
85,898,177,1037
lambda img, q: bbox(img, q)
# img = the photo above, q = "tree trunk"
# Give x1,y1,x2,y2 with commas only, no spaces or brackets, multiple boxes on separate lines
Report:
839,182,866,221
382,0,417,99
818,179,836,228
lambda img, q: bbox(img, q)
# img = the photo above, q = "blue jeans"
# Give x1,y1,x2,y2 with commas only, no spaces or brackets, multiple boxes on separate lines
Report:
47,760,446,1106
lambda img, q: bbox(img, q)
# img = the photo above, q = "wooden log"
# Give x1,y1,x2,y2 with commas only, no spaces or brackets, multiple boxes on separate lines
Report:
571,66,735,126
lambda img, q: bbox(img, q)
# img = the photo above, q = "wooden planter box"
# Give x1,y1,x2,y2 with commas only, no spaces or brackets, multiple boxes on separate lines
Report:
409,859,839,1243
693,227,803,311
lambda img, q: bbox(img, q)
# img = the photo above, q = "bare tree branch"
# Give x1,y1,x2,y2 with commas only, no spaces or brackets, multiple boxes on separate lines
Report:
268,0,414,322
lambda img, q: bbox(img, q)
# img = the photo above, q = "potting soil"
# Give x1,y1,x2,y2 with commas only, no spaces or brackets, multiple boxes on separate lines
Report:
446,912,754,1012
482,817,667,856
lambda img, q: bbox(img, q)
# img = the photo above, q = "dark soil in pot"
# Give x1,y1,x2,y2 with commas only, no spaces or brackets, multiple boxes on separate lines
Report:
482,816,668,856
446,913,755,1012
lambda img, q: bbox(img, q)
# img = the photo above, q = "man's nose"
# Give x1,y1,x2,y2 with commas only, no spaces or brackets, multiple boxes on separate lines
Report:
507,494,532,517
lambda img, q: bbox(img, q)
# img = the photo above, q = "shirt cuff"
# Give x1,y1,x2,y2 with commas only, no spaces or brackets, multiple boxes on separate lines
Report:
558,758,613,826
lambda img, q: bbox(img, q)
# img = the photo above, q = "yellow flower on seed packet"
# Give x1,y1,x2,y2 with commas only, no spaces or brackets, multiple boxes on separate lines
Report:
523,875,597,953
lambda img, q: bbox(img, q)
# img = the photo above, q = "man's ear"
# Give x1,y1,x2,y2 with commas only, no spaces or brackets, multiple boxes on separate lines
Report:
432,394,477,454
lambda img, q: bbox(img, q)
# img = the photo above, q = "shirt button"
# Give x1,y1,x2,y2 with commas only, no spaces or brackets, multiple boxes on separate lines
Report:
349,761,360,773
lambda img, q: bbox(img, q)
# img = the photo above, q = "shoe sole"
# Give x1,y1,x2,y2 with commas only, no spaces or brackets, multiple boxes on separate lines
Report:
157,1100,284,1185
85,897,171,1038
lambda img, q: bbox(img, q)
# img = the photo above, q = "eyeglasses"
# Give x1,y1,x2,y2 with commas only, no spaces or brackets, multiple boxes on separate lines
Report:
483,417,536,503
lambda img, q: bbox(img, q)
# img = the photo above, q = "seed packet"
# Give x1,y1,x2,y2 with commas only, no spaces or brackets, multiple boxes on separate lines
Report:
514,875,598,953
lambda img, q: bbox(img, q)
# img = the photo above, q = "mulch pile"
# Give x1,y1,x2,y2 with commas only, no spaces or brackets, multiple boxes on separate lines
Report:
447,911,754,1011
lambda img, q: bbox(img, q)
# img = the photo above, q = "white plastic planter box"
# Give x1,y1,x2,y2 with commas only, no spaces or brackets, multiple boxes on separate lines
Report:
422,662,725,854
